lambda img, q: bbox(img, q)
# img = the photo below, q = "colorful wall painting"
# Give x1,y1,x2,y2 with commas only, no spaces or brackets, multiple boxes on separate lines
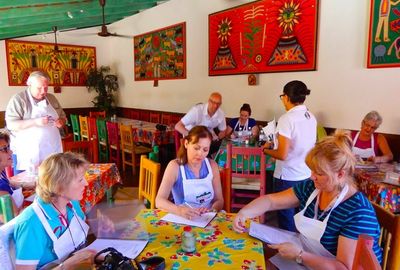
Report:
5,40,96,86
134,22,186,81
367,0,400,68
209,0,319,75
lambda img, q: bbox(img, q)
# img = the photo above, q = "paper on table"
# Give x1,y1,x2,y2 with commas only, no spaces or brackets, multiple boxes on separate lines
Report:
84,239,148,259
161,212,217,228
249,222,301,246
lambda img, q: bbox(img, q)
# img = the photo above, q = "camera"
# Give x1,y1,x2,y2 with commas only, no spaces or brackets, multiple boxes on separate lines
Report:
95,248,137,270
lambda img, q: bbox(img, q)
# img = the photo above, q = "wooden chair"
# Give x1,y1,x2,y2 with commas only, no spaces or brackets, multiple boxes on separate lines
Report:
106,121,121,168
174,130,183,157
138,155,160,209
130,110,140,120
352,234,382,270
219,168,232,212
149,112,160,123
226,143,266,212
96,118,109,163
140,111,150,122
70,114,81,141
63,140,97,163
88,116,99,164
89,111,106,118
79,115,89,141
120,124,152,172
161,113,172,125
372,202,400,270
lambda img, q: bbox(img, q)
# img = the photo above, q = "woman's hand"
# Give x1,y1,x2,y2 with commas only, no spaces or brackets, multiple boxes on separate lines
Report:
178,205,201,220
233,212,248,233
268,242,302,260
63,249,97,269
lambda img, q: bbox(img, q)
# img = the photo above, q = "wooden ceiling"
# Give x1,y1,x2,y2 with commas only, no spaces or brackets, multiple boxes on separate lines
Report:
0,0,169,40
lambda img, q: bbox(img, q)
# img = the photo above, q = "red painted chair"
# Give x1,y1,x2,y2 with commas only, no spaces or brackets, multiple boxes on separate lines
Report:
352,234,382,270
106,121,121,168
88,117,99,163
64,140,97,163
220,168,232,212
89,111,106,118
226,143,266,215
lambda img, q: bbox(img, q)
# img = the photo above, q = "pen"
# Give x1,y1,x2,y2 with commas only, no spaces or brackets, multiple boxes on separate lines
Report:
184,202,193,209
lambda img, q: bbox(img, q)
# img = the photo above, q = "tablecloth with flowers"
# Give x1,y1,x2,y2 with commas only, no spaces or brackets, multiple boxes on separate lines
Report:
81,163,121,213
354,168,400,214
121,209,266,270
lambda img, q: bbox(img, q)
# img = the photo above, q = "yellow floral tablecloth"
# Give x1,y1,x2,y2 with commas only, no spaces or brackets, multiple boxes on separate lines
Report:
82,163,121,213
121,209,266,270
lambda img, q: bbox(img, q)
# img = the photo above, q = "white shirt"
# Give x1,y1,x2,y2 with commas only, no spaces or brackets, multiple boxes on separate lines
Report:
181,103,226,139
274,105,317,181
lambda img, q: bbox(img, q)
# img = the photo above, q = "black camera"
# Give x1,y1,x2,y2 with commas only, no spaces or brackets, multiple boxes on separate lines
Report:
95,247,137,270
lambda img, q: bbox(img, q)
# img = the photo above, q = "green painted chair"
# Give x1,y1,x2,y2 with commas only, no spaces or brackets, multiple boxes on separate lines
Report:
96,118,109,162
70,114,81,141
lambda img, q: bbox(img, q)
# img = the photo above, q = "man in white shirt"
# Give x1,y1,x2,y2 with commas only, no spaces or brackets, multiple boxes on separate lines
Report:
175,92,227,155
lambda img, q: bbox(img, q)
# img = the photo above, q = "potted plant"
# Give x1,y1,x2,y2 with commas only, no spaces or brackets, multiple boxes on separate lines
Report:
86,66,119,116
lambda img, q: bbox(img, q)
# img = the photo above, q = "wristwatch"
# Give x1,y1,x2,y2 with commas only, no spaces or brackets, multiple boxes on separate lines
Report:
295,249,303,265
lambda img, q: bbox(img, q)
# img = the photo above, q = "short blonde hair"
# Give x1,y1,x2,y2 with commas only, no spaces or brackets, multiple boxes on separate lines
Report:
36,152,89,203
306,130,356,188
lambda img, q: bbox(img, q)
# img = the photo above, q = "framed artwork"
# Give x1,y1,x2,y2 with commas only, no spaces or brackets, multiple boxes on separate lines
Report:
367,0,400,68
134,22,186,81
5,40,96,86
209,0,319,75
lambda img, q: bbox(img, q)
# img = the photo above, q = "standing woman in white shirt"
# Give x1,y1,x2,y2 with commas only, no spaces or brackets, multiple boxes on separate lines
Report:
263,80,317,232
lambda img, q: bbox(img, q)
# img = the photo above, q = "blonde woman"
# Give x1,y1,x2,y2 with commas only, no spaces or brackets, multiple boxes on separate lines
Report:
234,132,381,269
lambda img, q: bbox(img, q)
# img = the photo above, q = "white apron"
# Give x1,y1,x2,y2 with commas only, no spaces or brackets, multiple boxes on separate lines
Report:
270,185,349,270
352,132,375,159
14,93,62,170
11,188,24,209
32,200,88,261
233,119,251,138
181,158,214,209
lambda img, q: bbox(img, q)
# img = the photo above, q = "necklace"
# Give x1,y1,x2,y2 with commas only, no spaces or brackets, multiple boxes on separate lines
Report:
314,193,340,220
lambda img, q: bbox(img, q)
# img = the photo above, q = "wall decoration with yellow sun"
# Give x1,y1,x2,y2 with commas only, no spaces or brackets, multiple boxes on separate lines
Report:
209,0,319,75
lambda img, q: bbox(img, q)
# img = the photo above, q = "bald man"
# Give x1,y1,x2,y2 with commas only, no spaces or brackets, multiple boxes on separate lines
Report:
175,92,227,155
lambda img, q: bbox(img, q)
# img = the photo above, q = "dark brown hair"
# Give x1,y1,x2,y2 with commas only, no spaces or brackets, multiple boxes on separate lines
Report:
0,131,10,144
283,80,311,104
177,126,212,165
240,103,252,115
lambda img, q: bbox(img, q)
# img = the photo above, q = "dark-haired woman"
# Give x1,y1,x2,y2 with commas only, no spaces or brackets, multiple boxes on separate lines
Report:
226,103,259,139
263,80,317,232
156,126,224,219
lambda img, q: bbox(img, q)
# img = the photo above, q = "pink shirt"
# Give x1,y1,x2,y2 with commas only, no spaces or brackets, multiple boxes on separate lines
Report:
351,131,380,156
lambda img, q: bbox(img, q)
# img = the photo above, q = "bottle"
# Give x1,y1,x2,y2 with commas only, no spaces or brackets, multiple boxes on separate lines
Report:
0,194,15,223
181,226,196,252
258,128,265,146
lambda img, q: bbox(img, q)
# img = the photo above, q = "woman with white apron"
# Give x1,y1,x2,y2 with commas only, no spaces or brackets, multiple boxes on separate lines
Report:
13,153,96,269
14,91,62,171
156,126,224,219
233,132,382,270
351,111,393,163
226,103,258,140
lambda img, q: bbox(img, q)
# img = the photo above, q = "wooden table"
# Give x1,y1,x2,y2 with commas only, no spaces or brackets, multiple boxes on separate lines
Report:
11,163,121,213
120,209,266,269
116,117,174,146
354,163,400,214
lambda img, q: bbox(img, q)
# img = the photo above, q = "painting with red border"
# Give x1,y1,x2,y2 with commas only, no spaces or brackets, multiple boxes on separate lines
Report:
208,0,319,75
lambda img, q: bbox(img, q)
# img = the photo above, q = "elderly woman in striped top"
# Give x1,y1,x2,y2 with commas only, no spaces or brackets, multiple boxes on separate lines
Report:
233,131,381,270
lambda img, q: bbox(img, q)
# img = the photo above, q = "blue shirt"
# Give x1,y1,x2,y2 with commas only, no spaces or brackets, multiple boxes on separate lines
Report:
0,170,13,195
171,159,210,205
14,198,85,268
293,180,382,262
228,117,257,132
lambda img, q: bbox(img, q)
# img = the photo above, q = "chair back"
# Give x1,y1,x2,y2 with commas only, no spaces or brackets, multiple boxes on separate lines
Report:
138,155,160,209
70,114,81,141
106,121,121,168
64,140,97,163
79,115,89,141
0,218,16,270
372,202,400,270
120,124,134,151
88,117,99,161
89,111,106,118
174,130,183,157
219,168,232,212
149,112,160,123
161,113,172,125
96,118,109,162
352,234,382,270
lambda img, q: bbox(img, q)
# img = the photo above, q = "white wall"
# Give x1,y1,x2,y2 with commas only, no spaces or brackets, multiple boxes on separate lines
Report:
1,0,399,134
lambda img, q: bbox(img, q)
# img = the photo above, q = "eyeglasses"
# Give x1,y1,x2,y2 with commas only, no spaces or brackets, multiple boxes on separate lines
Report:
0,145,10,153
209,99,222,106
279,94,285,99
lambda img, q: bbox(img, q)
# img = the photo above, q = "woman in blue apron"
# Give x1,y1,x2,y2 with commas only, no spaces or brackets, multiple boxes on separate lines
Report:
0,131,26,222
156,126,224,219
233,132,382,269
13,152,96,269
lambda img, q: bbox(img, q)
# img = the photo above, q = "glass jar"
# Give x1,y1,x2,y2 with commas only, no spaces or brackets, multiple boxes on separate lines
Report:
181,226,196,252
